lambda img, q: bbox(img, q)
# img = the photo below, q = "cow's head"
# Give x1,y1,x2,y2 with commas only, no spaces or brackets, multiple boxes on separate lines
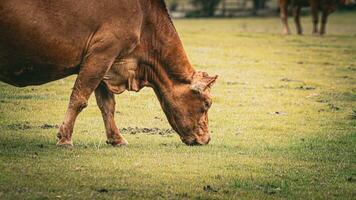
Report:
102,60,218,146
161,71,218,146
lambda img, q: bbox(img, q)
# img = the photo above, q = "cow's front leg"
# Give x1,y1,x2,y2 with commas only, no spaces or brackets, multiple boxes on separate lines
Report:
320,11,329,35
57,29,128,147
279,0,291,35
311,4,319,34
57,67,114,147
293,6,302,35
95,84,128,146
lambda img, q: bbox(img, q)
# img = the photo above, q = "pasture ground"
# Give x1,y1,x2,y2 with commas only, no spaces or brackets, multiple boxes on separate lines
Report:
0,12,355,199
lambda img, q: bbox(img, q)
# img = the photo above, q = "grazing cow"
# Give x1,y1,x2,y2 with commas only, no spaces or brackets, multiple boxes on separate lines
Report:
279,0,352,35
0,0,218,146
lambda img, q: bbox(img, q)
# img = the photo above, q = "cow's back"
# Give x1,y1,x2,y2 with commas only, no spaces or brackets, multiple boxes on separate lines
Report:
0,0,142,86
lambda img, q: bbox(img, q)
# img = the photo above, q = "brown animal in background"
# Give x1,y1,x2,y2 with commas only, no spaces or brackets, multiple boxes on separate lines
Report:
0,0,218,147
279,0,352,35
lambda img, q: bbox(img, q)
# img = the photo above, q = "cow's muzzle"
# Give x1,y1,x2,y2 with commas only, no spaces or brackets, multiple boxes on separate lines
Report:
181,135,211,146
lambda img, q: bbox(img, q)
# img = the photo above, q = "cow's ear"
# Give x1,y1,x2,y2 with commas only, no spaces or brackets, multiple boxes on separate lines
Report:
190,72,218,94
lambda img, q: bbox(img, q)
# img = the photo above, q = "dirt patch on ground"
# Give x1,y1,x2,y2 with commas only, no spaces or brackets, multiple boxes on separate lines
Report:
7,122,59,130
121,127,175,136
7,122,33,130
280,78,304,83
226,81,246,85
296,85,316,90
39,124,59,129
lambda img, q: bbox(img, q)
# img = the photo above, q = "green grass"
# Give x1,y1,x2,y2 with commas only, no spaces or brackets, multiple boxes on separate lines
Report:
0,12,355,199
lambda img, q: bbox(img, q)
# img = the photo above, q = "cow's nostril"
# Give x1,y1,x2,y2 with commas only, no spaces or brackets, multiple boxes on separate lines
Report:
186,139,201,146
182,138,195,146
182,136,210,146
189,140,200,146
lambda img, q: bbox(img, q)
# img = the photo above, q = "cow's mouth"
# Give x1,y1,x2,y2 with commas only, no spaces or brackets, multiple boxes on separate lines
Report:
182,136,211,146
180,128,211,146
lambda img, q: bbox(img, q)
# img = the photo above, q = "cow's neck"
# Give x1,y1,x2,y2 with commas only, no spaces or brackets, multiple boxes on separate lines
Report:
136,63,181,134
138,0,195,85
133,1,195,131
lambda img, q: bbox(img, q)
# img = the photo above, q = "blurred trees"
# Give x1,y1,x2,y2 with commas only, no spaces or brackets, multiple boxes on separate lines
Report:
166,0,275,17
168,0,179,11
252,0,266,15
190,0,221,17
165,0,355,17
166,0,355,17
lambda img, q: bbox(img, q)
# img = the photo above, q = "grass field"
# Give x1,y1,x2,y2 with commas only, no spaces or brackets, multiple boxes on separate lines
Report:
0,12,355,199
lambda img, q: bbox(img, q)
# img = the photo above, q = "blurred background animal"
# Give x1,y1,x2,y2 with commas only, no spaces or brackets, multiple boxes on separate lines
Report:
279,0,353,35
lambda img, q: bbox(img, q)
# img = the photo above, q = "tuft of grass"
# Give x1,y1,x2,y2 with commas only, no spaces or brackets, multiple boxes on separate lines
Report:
0,12,356,199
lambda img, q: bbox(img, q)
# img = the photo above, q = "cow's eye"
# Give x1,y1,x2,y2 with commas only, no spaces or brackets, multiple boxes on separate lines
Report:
203,100,212,111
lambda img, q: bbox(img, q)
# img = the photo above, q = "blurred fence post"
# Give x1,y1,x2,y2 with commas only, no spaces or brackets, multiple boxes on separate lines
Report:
167,0,280,18
222,0,226,17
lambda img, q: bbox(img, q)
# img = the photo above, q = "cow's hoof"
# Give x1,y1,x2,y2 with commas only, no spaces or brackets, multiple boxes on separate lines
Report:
56,139,73,148
106,138,128,147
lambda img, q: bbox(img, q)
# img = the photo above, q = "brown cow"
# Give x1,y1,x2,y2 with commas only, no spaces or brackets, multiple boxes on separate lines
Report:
0,0,218,146
279,0,352,35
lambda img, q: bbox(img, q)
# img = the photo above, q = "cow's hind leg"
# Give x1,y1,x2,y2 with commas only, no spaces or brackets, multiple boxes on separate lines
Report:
95,84,128,146
279,0,291,35
57,27,133,147
293,6,302,35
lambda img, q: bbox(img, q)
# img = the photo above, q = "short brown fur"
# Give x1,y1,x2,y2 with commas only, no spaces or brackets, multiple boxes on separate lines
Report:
0,0,218,146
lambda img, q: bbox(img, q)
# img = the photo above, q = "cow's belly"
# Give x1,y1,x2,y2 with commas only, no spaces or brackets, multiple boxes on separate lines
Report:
0,27,84,87
0,63,79,87
0,1,91,87
0,46,80,87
